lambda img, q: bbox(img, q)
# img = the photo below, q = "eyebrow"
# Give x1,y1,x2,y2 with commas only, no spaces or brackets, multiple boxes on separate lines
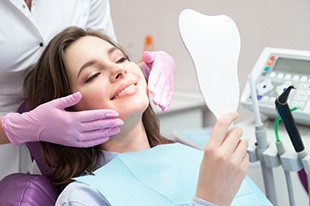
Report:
76,46,119,79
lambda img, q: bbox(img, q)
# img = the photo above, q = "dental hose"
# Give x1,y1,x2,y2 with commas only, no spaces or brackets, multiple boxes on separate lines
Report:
274,111,298,206
249,74,277,205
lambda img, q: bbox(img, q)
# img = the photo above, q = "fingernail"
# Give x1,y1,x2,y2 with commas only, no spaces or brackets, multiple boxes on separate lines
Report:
101,136,110,142
114,119,124,126
107,127,121,136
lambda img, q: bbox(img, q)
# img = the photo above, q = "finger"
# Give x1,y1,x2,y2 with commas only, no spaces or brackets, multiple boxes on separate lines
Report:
147,68,161,95
234,139,249,155
142,51,155,64
73,109,120,123
228,153,249,191
79,127,121,142
231,152,250,180
142,64,151,79
240,153,250,174
221,127,243,154
74,136,110,148
151,77,166,104
158,84,171,111
230,139,249,165
207,112,239,148
164,91,174,111
54,92,82,109
78,118,124,133
160,87,174,112
147,63,163,94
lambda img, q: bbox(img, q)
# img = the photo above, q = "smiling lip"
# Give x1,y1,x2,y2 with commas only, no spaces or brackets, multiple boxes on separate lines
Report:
111,80,138,100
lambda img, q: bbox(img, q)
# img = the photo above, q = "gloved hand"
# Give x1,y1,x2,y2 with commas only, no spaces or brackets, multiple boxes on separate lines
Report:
142,50,176,112
2,92,124,147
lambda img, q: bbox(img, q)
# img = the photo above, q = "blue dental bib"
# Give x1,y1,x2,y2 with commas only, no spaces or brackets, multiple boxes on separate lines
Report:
76,143,272,206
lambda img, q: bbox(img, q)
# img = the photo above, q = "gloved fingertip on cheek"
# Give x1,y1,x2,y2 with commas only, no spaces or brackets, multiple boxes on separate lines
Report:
143,64,151,79
106,127,121,136
142,51,155,63
88,137,110,147
104,111,120,118
113,119,124,127
61,92,82,107
72,91,82,100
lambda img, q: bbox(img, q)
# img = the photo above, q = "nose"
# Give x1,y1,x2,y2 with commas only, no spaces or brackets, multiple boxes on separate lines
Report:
110,65,127,82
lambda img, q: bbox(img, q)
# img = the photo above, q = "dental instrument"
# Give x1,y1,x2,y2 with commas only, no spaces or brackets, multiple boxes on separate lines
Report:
275,86,310,205
249,73,278,205
275,86,305,154
274,108,299,206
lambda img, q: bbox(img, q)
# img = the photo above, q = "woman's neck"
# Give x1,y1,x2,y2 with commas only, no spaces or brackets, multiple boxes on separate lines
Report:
100,118,150,153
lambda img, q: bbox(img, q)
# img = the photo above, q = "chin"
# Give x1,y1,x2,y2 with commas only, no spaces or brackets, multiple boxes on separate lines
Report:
118,99,149,119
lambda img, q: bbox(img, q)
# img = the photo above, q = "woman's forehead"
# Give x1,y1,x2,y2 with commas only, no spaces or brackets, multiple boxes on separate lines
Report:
64,36,114,64
69,36,113,51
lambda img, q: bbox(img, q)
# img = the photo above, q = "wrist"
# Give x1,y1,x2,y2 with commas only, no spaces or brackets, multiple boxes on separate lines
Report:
195,189,230,206
1,113,31,146
192,196,218,206
0,115,11,144
2,113,19,145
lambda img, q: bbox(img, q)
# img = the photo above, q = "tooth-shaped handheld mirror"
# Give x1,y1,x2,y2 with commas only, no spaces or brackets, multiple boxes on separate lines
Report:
179,9,241,119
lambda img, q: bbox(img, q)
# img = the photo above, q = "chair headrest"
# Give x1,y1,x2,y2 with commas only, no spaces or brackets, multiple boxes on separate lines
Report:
0,173,58,206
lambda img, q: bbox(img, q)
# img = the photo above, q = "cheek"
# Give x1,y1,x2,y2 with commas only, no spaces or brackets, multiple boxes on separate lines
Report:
74,87,111,111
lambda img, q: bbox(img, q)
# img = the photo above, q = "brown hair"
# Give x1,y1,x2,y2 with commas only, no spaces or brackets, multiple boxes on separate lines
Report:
24,26,171,191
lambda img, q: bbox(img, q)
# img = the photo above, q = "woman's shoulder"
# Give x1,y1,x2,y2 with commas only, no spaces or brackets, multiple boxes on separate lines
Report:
55,181,110,206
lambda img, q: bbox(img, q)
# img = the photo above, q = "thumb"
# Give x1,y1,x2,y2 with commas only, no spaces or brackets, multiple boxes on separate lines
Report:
142,51,155,64
54,92,82,109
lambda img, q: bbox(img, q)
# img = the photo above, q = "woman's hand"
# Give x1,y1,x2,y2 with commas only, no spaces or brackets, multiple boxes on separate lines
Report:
195,112,249,206
2,92,124,147
142,51,176,112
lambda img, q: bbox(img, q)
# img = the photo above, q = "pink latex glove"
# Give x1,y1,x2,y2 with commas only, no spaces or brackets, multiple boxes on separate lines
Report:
142,50,176,112
2,92,124,147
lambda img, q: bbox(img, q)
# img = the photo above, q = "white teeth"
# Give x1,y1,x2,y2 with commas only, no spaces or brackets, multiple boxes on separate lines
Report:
114,84,135,98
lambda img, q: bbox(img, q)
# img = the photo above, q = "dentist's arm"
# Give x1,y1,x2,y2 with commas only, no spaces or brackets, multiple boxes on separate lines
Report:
195,112,249,206
1,92,124,147
141,50,176,112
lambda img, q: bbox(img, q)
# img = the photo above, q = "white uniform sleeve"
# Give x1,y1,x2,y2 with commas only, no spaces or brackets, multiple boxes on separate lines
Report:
55,182,111,206
86,0,117,41
191,196,218,206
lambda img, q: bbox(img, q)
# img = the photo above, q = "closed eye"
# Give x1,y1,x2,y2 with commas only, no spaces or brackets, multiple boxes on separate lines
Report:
116,57,128,64
85,72,101,83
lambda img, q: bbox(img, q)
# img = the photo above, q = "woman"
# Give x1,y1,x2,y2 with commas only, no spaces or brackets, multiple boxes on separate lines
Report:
24,26,259,206
0,0,175,179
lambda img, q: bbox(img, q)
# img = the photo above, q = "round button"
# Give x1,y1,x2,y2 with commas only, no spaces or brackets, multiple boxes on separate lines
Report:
39,42,44,47
264,66,270,72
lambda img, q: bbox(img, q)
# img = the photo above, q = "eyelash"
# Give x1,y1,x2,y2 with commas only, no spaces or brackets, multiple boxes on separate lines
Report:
85,72,101,83
84,56,128,83
116,57,128,63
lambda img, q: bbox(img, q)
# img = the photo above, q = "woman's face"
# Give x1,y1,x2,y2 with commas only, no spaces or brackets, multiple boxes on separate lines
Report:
64,36,149,119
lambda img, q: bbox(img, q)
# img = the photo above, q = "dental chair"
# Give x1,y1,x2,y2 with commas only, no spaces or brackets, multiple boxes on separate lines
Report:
1,9,308,206
0,103,59,206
